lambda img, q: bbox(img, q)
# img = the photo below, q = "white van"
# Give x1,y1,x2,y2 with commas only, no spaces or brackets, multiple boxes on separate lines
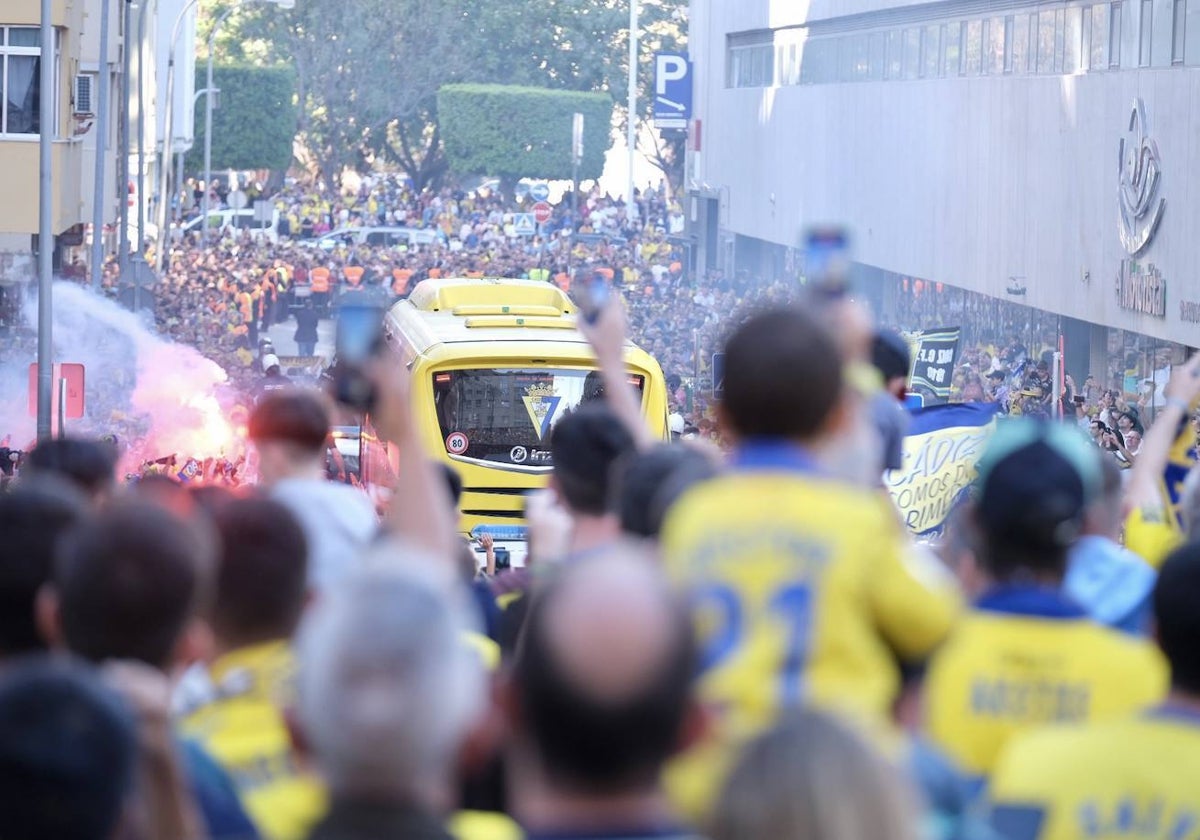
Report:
307,226,440,251
177,209,279,243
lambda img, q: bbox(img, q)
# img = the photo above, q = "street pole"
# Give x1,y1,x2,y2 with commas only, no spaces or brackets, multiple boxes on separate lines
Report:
136,0,146,256
89,0,113,291
153,0,203,269
202,7,239,248
626,0,638,225
570,112,582,280
116,0,133,280
37,0,54,442
176,149,185,222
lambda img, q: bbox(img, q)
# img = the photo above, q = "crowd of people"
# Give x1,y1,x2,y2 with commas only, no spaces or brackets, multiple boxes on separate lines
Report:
2,264,1199,840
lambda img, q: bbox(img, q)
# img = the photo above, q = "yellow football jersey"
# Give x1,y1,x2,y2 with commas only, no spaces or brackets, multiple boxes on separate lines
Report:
924,588,1167,783
1125,505,1182,571
986,707,1200,839
181,641,327,840
660,444,961,819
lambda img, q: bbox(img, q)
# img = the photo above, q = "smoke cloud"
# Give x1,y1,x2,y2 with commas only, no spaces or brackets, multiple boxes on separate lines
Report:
0,282,242,470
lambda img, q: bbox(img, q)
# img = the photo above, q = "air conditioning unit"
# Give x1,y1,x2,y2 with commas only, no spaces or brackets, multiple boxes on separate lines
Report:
73,74,95,116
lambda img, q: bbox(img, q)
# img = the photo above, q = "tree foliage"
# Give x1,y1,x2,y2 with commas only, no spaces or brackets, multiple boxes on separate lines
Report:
204,0,688,192
185,64,296,172
438,85,612,183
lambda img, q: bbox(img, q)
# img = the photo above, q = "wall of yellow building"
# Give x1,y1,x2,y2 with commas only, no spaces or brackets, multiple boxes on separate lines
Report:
0,0,94,236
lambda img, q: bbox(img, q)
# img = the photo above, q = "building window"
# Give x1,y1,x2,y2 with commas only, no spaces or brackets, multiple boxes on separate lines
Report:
727,31,775,88
1054,8,1067,70
903,27,921,78
922,24,941,76
941,21,962,75
964,20,983,73
1111,1,1123,65
1173,0,1186,62
1186,0,1200,61
0,26,51,136
1012,13,1031,72
1065,6,1084,71
985,16,1006,73
1090,4,1110,67
1140,0,1153,65
869,32,885,78
886,29,903,78
1037,9,1057,71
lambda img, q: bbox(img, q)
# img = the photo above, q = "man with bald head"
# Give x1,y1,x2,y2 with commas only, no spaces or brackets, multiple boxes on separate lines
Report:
504,546,701,839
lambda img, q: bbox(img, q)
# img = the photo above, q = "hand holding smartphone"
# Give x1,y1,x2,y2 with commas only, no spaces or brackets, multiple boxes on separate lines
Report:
332,305,386,412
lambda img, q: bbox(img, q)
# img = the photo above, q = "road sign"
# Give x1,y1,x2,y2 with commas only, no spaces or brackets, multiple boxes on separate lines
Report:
28,363,85,419
530,182,550,202
654,53,692,130
711,352,725,400
532,202,553,225
513,213,537,237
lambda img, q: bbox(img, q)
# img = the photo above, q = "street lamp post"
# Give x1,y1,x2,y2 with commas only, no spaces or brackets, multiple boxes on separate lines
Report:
201,0,294,248
153,0,204,269
89,0,114,291
36,0,53,441
116,0,133,280
626,0,638,226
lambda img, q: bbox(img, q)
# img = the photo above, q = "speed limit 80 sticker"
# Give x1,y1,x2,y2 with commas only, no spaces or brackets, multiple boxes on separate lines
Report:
446,432,469,455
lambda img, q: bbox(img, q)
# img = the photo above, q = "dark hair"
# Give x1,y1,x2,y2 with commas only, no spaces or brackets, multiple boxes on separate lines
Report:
549,404,636,516
0,656,135,840
1154,543,1200,695
0,480,88,657
248,390,330,453
513,562,695,792
612,445,719,538
210,499,308,647
721,307,843,440
55,503,215,670
24,438,117,498
871,330,910,383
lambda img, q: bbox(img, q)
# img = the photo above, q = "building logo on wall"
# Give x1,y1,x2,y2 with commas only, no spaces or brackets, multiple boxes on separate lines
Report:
1115,259,1166,317
1118,98,1166,256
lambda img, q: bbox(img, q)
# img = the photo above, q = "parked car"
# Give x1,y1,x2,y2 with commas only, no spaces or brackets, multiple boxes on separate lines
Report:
176,208,279,243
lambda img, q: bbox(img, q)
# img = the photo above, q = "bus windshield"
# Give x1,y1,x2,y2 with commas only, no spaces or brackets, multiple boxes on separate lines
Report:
432,368,645,467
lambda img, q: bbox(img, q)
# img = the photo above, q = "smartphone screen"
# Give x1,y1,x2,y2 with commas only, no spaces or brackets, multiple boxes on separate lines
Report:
804,227,851,295
337,306,384,363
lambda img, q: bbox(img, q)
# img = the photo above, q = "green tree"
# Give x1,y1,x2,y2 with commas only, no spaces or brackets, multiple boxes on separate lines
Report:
437,85,612,190
220,0,473,187
185,64,297,172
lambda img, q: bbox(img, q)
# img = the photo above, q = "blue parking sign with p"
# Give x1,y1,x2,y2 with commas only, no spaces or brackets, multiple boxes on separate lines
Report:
654,53,692,130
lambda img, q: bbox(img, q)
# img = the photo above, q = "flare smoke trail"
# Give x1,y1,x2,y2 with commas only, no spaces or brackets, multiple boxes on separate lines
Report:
0,282,239,468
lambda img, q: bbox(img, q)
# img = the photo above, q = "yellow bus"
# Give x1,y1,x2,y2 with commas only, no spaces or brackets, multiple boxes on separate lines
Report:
379,277,668,565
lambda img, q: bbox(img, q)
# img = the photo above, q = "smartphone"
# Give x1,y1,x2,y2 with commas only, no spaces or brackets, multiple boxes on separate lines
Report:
803,227,852,297
578,272,610,324
1073,395,1086,405
332,305,385,412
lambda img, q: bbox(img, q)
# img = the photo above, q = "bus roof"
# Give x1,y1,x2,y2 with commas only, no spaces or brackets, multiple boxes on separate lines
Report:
387,277,635,356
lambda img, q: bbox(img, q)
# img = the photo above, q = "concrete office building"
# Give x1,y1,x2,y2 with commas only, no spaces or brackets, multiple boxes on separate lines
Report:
688,0,1200,377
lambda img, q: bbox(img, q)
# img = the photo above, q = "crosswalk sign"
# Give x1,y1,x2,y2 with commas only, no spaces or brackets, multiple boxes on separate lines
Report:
513,213,536,236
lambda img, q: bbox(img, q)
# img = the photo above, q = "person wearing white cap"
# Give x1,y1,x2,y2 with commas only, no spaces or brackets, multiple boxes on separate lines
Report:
255,354,290,402
668,412,685,441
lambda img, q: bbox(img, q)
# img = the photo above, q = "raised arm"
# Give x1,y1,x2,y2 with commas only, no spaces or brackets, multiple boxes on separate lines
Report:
577,296,656,451
1126,353,1200,511
368,357,457,563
